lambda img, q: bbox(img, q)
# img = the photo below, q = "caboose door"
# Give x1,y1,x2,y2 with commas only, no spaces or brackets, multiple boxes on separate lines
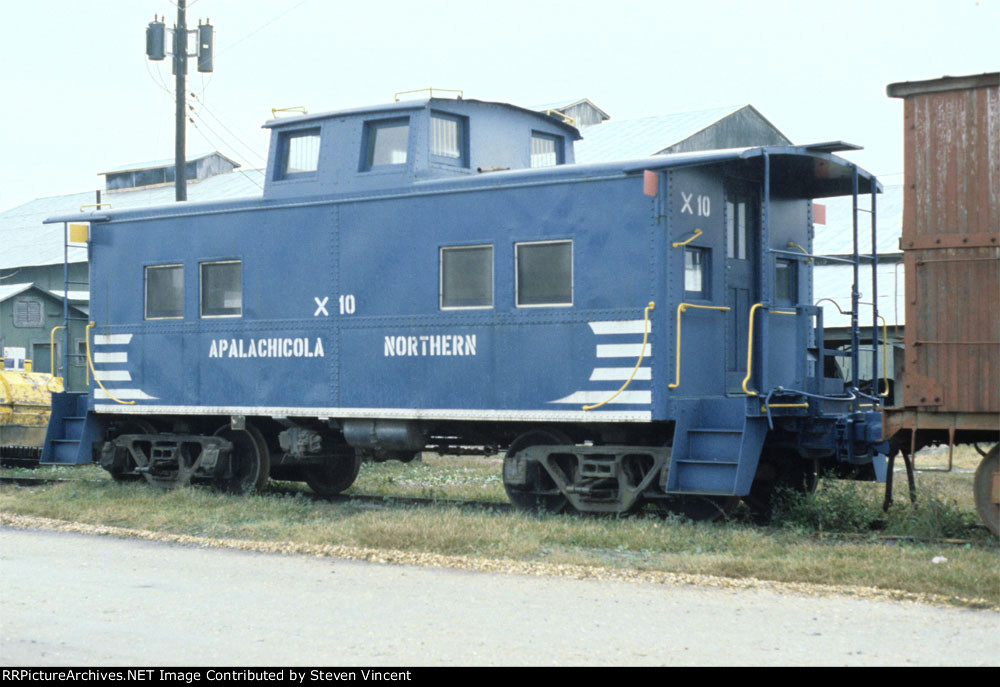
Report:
724,180,760,393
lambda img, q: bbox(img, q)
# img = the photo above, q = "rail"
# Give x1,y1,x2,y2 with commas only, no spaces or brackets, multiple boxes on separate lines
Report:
741,304,797,395
85,322,134,406
667,303,730,390
583,302,655,410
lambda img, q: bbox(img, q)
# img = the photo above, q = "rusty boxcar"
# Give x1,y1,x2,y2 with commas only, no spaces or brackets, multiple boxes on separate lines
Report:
884,72,1000,534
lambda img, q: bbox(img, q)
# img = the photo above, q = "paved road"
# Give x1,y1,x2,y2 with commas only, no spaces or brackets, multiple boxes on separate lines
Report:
1,527,997,666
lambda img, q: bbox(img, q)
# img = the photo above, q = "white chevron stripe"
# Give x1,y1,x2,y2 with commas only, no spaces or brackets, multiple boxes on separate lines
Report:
588,320,650,335
596,343,652,358
93,370,132,382
549,390,651,405
94,389,157,400
589,367,651,381
94,334,133,345
93,352,127,363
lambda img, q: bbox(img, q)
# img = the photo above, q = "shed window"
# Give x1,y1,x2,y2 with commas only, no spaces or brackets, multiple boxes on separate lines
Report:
516,240,573,307
431,114,465,163
365,119,409,168
684,247,709,297
200,261,242,318
530,132,563,168
145,265,184,320
440,245,493,309
13,297,44,328
279,129,321,178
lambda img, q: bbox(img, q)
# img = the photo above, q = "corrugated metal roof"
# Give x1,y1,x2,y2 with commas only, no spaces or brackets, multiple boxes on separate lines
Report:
813,184,903,257
574,105,744,163
813,262,906,329
0,169,264,270
47,289,89,302
0,282,35,303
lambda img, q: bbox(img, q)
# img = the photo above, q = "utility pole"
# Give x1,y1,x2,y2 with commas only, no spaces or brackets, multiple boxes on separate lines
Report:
145,3,214,202
174,0,187,202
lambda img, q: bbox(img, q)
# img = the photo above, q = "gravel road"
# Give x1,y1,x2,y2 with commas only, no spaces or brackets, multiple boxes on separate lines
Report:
1,525,997,667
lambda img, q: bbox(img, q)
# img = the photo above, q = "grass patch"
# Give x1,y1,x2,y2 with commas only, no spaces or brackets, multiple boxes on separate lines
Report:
2,445,996,608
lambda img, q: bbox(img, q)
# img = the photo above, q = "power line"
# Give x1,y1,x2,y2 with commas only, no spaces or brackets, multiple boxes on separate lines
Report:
216,0,308,58
189,95,267,164
187,112,265,191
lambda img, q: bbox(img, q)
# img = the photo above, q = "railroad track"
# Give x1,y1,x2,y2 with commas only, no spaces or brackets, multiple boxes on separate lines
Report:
2,475,992,544
0,475,512,512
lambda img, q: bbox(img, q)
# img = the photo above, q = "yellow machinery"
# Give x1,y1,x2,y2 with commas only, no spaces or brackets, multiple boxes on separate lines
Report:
0,362,64,465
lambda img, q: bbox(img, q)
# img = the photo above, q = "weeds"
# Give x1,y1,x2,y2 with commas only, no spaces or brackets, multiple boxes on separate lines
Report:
772,479,981,540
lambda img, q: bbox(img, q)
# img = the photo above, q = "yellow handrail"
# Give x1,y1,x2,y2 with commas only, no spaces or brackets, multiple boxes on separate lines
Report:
393,88,463,102
544,109,576,126
583,302,655,410
271,106,307,118
668,303,731,390
742,304,798,395
672,228,702,248
786,242,812,263
760,402,809,412
49,325,66,390
85,322,135,406
79,203,112,212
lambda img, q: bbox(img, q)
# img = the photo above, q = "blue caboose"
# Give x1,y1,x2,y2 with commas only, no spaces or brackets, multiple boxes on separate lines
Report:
43,96,888,516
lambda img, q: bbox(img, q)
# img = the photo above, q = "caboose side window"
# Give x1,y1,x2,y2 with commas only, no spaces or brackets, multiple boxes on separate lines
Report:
516,240,573,307
145,265,184,320
440,245,493,309
364,118,409,168
200,261,242,318
278,129,321,179
530,132,563,168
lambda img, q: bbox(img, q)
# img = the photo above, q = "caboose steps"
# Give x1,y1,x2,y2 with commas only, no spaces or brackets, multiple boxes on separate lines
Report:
41,392,98,466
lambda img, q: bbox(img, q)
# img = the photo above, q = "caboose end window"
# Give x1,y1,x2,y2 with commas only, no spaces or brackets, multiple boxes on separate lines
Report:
684,247,709,298
145,264,184,320
516,240,573,307
441,245,493,309
200,261,242,318
775,258,797,305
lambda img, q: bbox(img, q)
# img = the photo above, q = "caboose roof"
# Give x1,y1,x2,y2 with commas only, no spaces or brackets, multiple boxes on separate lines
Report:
621,145,882,199
261,97,583,140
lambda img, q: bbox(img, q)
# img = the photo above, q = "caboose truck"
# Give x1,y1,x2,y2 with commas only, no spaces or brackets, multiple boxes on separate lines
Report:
42,96,890,517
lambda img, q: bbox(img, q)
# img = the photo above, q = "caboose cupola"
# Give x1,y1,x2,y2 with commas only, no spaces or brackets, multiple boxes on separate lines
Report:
261,97,582,200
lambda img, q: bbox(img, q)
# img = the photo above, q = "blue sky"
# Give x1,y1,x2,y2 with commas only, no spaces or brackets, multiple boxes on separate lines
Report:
1,0,997,211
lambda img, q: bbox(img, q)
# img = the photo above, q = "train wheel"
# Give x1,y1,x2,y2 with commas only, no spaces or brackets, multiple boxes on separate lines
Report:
655,495,741,522
107,418,156,482
974,444,999,536
213,422,270,494
503,429,573,514
744,449,818,524
303,450,362,497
